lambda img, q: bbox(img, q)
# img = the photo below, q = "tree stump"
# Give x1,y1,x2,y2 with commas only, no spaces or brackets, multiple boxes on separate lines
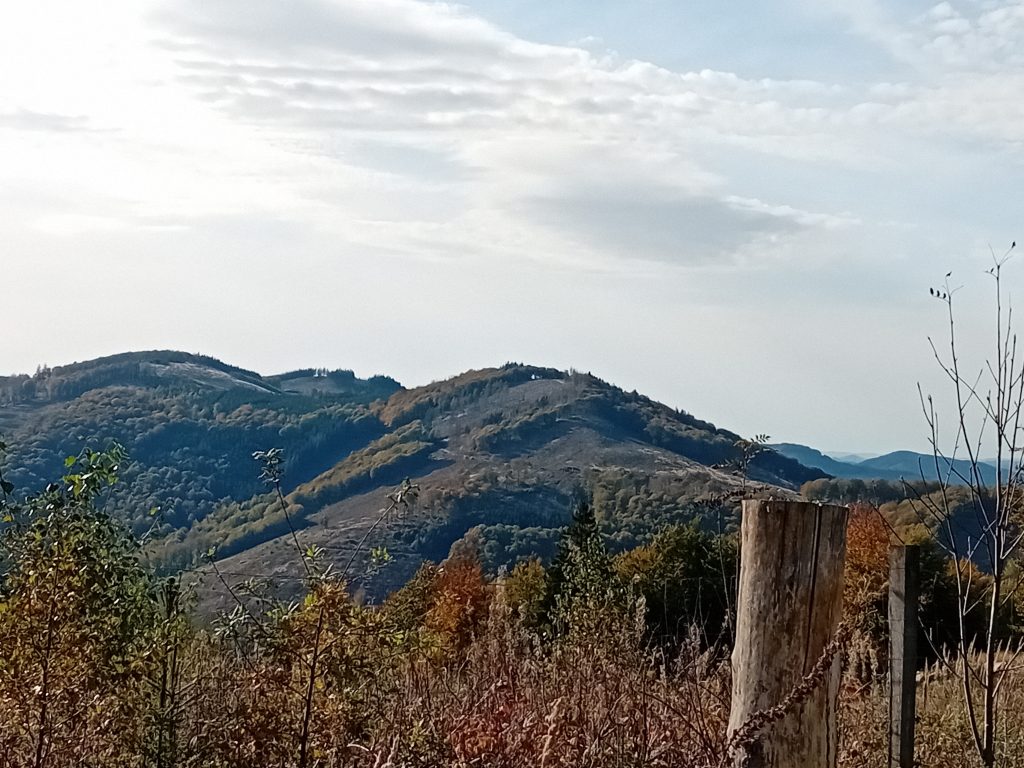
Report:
728,499,849,768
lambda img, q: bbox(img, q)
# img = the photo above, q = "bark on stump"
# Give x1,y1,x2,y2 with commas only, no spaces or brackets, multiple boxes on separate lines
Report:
728,499,849,768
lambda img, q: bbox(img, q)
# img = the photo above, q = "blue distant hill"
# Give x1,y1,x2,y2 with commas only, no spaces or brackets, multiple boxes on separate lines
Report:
772,443,998,486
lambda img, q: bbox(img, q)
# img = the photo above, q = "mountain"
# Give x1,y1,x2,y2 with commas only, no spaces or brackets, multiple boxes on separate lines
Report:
770,443,902,480
857,450,998,486
0,351,400,553
772,442,997,486
825,451,878,463
0,351,825,601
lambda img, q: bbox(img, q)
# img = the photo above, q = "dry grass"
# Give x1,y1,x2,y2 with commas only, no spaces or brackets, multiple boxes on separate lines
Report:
361,601,730,768
6,564,1024,766
838,653,1024,768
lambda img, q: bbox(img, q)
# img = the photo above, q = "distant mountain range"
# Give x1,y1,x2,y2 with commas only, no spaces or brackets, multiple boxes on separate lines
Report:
821,451,878,463
771,443,998,486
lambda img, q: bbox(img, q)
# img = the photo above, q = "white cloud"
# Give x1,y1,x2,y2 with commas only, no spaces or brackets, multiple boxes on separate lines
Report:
143,0,894,270
0,110,100,133
4,0,1020,270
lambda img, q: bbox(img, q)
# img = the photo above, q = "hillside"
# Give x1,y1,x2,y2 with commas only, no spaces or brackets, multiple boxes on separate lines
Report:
0,351,400,564
0,352,825,600
194,365,826,600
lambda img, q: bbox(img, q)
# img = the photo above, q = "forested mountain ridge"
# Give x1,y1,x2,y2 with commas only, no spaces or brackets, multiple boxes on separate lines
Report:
0,352,399,554
0,351,825,599
0,351,401,405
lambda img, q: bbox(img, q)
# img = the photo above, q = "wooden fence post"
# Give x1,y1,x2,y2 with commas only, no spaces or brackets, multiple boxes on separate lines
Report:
888,545,919,768
728,499,849,768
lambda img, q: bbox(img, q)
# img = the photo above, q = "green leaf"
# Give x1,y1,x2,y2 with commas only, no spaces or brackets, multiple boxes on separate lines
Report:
64,456,77,468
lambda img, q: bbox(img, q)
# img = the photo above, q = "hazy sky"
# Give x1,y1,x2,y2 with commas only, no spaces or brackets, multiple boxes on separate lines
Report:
2,0,1022,453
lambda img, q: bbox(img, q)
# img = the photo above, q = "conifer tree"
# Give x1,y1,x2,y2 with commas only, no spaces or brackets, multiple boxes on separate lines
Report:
542,498,618,632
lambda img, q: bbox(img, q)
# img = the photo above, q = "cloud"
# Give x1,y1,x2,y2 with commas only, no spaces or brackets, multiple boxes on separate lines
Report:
153,0,564,70
815,0,1024,73
29,213,186,236
155,0,1024,162
149,0,883,267
10,0,1023,271
521,185,805,265
914,1,1024,70
0,109,98,133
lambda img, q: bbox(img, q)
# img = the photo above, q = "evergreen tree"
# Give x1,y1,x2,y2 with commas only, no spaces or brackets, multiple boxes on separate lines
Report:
542,498,618,632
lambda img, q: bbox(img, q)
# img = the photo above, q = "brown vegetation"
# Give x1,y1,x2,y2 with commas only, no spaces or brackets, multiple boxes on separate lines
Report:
4,443,1024,767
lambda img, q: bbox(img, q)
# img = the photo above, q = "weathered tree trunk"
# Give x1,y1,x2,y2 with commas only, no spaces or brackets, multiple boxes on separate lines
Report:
728,499,849,768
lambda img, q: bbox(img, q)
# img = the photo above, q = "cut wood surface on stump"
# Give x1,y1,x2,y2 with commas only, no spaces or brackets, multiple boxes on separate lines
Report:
728,499,849,768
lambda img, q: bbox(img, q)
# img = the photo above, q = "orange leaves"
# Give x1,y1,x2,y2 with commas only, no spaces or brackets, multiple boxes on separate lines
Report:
844,503,892,640
846,503,891,585
425,555,492,651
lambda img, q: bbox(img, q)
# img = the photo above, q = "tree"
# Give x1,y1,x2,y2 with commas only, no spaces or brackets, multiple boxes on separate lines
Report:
542,499,618,633
917,245,1024,767
502,558,547,628
615,523,736,646
213,448,418,768
0,443,157,767
425,553,491,651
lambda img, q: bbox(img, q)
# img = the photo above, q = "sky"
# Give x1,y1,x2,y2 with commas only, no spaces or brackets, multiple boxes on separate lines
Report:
1,0,1023,454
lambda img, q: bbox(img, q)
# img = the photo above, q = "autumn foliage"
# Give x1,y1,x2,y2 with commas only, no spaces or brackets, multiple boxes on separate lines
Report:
8,445,1024,766
844,503,892,635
